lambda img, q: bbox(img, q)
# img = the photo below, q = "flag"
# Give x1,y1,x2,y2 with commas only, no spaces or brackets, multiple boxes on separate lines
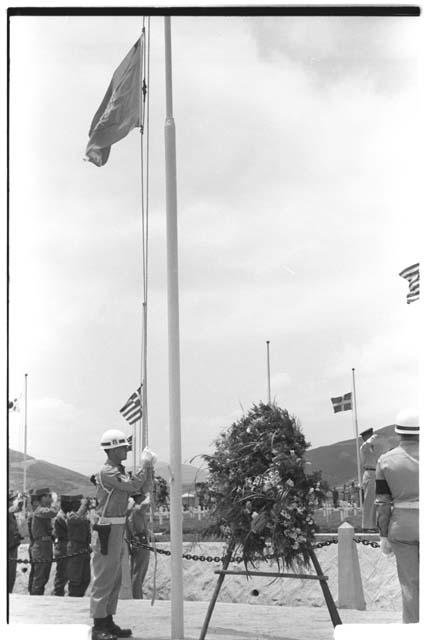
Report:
8,397,20,412
85,37,143,167
120,386,142,425
331,392,352,413
399,263,420,304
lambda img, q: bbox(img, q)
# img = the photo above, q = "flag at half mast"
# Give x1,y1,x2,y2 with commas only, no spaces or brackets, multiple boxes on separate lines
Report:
120,386,142,425
85,37,143,167
331,392,352,413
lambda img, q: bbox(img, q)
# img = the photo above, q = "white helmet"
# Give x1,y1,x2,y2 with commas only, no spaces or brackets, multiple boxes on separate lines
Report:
395,409,419,435
100,429,129,450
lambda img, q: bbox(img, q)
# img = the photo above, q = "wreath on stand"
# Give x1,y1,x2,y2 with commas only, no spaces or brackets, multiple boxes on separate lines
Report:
203,402,323,570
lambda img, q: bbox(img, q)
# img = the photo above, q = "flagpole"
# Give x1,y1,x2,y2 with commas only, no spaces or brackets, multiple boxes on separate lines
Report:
23,373,28,507
266,340,271,404
164,16,184,640
351,368,363,509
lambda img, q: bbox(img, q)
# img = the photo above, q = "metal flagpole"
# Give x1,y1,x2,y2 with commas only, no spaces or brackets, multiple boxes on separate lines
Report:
23,373,28,503
266,341,271,404
351,368,363,509
164,16,184,640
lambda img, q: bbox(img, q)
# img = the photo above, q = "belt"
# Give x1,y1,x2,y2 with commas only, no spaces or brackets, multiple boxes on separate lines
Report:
98,516,126,525
364,467,376,471
34,536,52,542
394,500,419,509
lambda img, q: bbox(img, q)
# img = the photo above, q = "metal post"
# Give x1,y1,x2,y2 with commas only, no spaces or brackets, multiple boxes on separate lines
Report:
164,16,184,640
23,373,28,501
266,340,271,404
352,368,363,509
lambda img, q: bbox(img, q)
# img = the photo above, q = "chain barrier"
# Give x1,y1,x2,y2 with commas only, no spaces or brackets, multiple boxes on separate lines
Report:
353,537,380,548
9,549,91,565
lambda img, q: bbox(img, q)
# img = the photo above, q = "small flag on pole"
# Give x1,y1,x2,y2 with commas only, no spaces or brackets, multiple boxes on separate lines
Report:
120,386,143,425
85,37,143,167
399,263,420,304
8,398,20,412
331,392,352,413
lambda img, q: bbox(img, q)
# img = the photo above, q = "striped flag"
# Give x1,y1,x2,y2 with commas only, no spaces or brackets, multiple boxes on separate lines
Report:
120,386,142,425
331,392,352,413
399,263,420,304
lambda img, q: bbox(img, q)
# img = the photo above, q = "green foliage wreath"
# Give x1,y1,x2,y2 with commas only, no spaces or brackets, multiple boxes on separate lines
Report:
204,402,321,569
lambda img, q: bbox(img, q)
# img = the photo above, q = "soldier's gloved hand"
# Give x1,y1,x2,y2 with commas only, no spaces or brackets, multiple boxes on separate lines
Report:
140,447,158,468
380,537,393,556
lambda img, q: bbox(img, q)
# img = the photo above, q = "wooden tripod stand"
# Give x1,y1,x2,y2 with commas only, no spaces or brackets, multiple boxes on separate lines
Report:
199,543,342,640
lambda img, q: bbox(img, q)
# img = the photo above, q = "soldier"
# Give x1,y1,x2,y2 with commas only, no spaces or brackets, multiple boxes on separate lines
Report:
67,495,92,597
376,409,419,623
126,492,151,599
8,490,23,593
29,487,59,595
89,429,157,640
360,427,386,531
26,490,39,594
52,495,73,596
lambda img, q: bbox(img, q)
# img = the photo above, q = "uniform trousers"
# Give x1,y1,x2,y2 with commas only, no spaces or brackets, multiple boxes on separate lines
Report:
130,547,150,599
8,547,18,593
90,523,125,618
362,470,376,529
28,544,34,593
390,540,419,623
30,540,53,595
52,543,69,596
68,548,91,597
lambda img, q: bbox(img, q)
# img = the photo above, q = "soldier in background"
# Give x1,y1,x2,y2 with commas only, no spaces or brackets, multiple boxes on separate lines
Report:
29,488,59,595
126,492,151,599
67,495,92,597
376,409,419,623
52,495,73,596
27,490,39,594
360,427,386,531
8,490,23,593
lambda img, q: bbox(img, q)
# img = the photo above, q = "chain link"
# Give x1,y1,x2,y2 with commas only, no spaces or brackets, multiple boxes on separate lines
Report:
353,536,380,548
9,549,91,565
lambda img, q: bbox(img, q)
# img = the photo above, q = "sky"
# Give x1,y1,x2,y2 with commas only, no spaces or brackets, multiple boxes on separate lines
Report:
8,12,423,476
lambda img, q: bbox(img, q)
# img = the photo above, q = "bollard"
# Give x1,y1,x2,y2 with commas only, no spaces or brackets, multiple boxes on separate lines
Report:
337,522,366,610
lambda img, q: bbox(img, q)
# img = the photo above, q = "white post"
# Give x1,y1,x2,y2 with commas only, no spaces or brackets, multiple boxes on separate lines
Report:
23,373,28,504
164,16,184,640
266,340,271,404
337,522,366,610
351,368,363,510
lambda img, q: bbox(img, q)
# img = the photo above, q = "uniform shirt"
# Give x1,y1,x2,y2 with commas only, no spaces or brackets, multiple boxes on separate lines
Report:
126,501,149,540
8,512,22,550
360,434,385,469
67,505,91,552
95,459,153,518
375,440,419,538
31,505,58,540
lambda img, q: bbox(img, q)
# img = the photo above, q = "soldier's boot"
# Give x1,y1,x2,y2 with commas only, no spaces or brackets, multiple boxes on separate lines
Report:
91,618,117,640
105,615,132,638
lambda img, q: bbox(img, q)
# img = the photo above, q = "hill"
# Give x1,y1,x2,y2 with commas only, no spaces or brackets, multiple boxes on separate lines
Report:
8,449,208,496
305,424,399,486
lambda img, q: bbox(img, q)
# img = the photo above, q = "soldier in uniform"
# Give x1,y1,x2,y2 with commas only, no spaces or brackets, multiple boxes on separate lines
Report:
360,427,386,531
29,488,59,595
67,494,92,597
126,492,151,599
89,429,157,640
26,490,39,594
52,495,73,596
8,490,23,593
376,409,419,623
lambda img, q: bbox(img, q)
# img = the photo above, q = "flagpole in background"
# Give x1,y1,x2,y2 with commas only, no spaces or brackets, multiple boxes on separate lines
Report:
266,340,271,404
23,373,28,505
164,16,184,640
351,368,363,509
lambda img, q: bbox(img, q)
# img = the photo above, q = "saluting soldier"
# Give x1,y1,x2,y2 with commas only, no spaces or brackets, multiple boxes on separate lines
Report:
126,492,151,599
360,427,386,531
52,495,73,596
89,429,157,640
376,409,419,623
67,494,92,597
30,488,59,595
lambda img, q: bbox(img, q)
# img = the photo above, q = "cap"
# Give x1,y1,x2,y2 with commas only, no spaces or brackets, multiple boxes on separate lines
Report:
395,409,419,435
360,428,374,439
33,487,51,497
60,494,83,501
